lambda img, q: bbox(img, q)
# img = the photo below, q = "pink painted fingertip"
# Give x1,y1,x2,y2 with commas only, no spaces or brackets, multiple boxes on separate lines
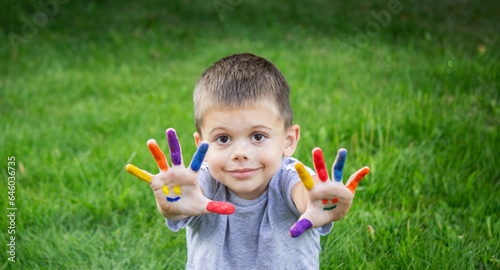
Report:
147,138,157,146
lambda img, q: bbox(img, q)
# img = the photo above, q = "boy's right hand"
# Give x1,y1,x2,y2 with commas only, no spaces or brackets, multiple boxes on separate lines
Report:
125,128,235,220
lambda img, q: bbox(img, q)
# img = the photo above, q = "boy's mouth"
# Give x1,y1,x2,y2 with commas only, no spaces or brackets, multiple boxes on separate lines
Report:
226,168,260,178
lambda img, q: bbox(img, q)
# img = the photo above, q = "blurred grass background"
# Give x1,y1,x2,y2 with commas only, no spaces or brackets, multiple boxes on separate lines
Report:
1,0,499,269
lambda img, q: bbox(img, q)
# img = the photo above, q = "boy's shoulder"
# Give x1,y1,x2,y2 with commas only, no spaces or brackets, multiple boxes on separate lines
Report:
282,156,299,171
280,156,316,176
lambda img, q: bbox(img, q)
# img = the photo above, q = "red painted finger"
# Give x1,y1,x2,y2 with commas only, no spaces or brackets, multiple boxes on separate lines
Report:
313,147,329,182
346,167,370,193
206,201,235,215
147,139,169,171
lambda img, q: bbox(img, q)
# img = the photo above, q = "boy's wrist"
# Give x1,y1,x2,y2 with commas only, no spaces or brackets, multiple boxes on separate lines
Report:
158,207,189,220
156,199,189,220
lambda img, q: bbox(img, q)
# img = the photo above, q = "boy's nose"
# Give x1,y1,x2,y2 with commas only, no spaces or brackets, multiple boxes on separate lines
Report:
231,141,251,161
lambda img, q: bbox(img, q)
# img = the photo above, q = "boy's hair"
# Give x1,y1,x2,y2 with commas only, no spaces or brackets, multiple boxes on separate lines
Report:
193,53,293,135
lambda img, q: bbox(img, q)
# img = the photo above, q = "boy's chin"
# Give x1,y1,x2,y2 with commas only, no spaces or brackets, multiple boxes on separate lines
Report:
225,182,269,200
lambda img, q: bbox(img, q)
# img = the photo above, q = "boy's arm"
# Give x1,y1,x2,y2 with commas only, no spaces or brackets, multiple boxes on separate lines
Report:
289,147,370,237
125,128,235,220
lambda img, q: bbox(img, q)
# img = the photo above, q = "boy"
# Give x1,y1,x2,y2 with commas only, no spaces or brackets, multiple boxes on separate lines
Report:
125,53,369,269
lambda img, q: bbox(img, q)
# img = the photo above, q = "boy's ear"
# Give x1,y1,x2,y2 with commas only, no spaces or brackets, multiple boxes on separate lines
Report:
283,124,300,157
193,132,202,148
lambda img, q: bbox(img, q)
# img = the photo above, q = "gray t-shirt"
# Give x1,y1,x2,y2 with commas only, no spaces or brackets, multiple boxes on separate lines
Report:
166,157,333,269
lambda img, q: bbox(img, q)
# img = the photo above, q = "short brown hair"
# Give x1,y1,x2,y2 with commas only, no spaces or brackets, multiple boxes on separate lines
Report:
193,53,293,135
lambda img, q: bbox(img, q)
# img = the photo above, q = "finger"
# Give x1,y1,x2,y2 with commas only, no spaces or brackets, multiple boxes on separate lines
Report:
346,166,370,193
313,147,329,182
166,128,182,166
147,139,169,172
206,201,235,215
332,148,347,182
295,162,314,190
289,218,313,238
125,164,152,183
190,142,209,172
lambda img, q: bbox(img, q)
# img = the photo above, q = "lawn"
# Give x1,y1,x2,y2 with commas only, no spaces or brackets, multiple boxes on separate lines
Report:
1,0,499,269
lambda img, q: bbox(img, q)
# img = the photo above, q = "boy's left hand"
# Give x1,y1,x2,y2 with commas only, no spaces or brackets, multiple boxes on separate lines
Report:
289,148,370,238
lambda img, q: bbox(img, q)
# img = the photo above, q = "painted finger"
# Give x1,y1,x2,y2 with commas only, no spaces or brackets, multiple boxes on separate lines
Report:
166,128,182,166
332,148,348,182
313,147,329,182
125,164,152,183
295,163,314,190
147,139,169,172
289,218,313,238
206,201,235,215
190,142,209,172
346,166,370,193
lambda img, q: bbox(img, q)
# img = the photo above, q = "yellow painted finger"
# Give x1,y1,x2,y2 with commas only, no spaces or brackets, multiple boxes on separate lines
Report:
295,163,314,190
125,164,152,183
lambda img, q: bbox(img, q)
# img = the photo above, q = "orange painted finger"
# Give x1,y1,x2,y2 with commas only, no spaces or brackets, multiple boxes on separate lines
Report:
346,167,370,193
147,139,169,171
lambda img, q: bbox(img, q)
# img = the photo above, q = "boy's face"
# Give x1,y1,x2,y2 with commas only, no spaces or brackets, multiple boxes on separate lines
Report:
194,104,299,200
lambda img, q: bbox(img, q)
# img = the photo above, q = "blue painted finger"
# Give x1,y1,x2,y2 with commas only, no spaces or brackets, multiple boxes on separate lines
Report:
333,149,347,182
166,128,182,166
190,143,209,172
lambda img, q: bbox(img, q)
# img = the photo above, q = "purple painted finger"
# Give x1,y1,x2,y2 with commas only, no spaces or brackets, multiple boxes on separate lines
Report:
289,219,313,238
166,128,182,165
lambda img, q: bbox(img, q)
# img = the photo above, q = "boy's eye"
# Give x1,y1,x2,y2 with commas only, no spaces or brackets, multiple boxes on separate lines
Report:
251,133,266,142
215,135,231,144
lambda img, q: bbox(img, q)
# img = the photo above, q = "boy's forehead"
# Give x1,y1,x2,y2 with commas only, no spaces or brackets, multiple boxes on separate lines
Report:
199,103,286,130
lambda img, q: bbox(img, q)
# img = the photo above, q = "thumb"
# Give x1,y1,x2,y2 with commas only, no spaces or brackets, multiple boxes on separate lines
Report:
289,211,313,238
206,201,235,215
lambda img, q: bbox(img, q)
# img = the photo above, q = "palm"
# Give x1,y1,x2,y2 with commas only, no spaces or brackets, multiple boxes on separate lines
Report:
149,168,210,217
125,128,234,218
290,148,369,237
304,180,355,225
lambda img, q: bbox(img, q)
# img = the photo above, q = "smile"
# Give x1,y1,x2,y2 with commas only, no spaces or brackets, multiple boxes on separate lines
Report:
167,197,181,202
323,205,337,211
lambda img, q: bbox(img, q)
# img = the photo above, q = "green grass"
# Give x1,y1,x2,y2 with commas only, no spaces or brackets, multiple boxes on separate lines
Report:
1,0,499,269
